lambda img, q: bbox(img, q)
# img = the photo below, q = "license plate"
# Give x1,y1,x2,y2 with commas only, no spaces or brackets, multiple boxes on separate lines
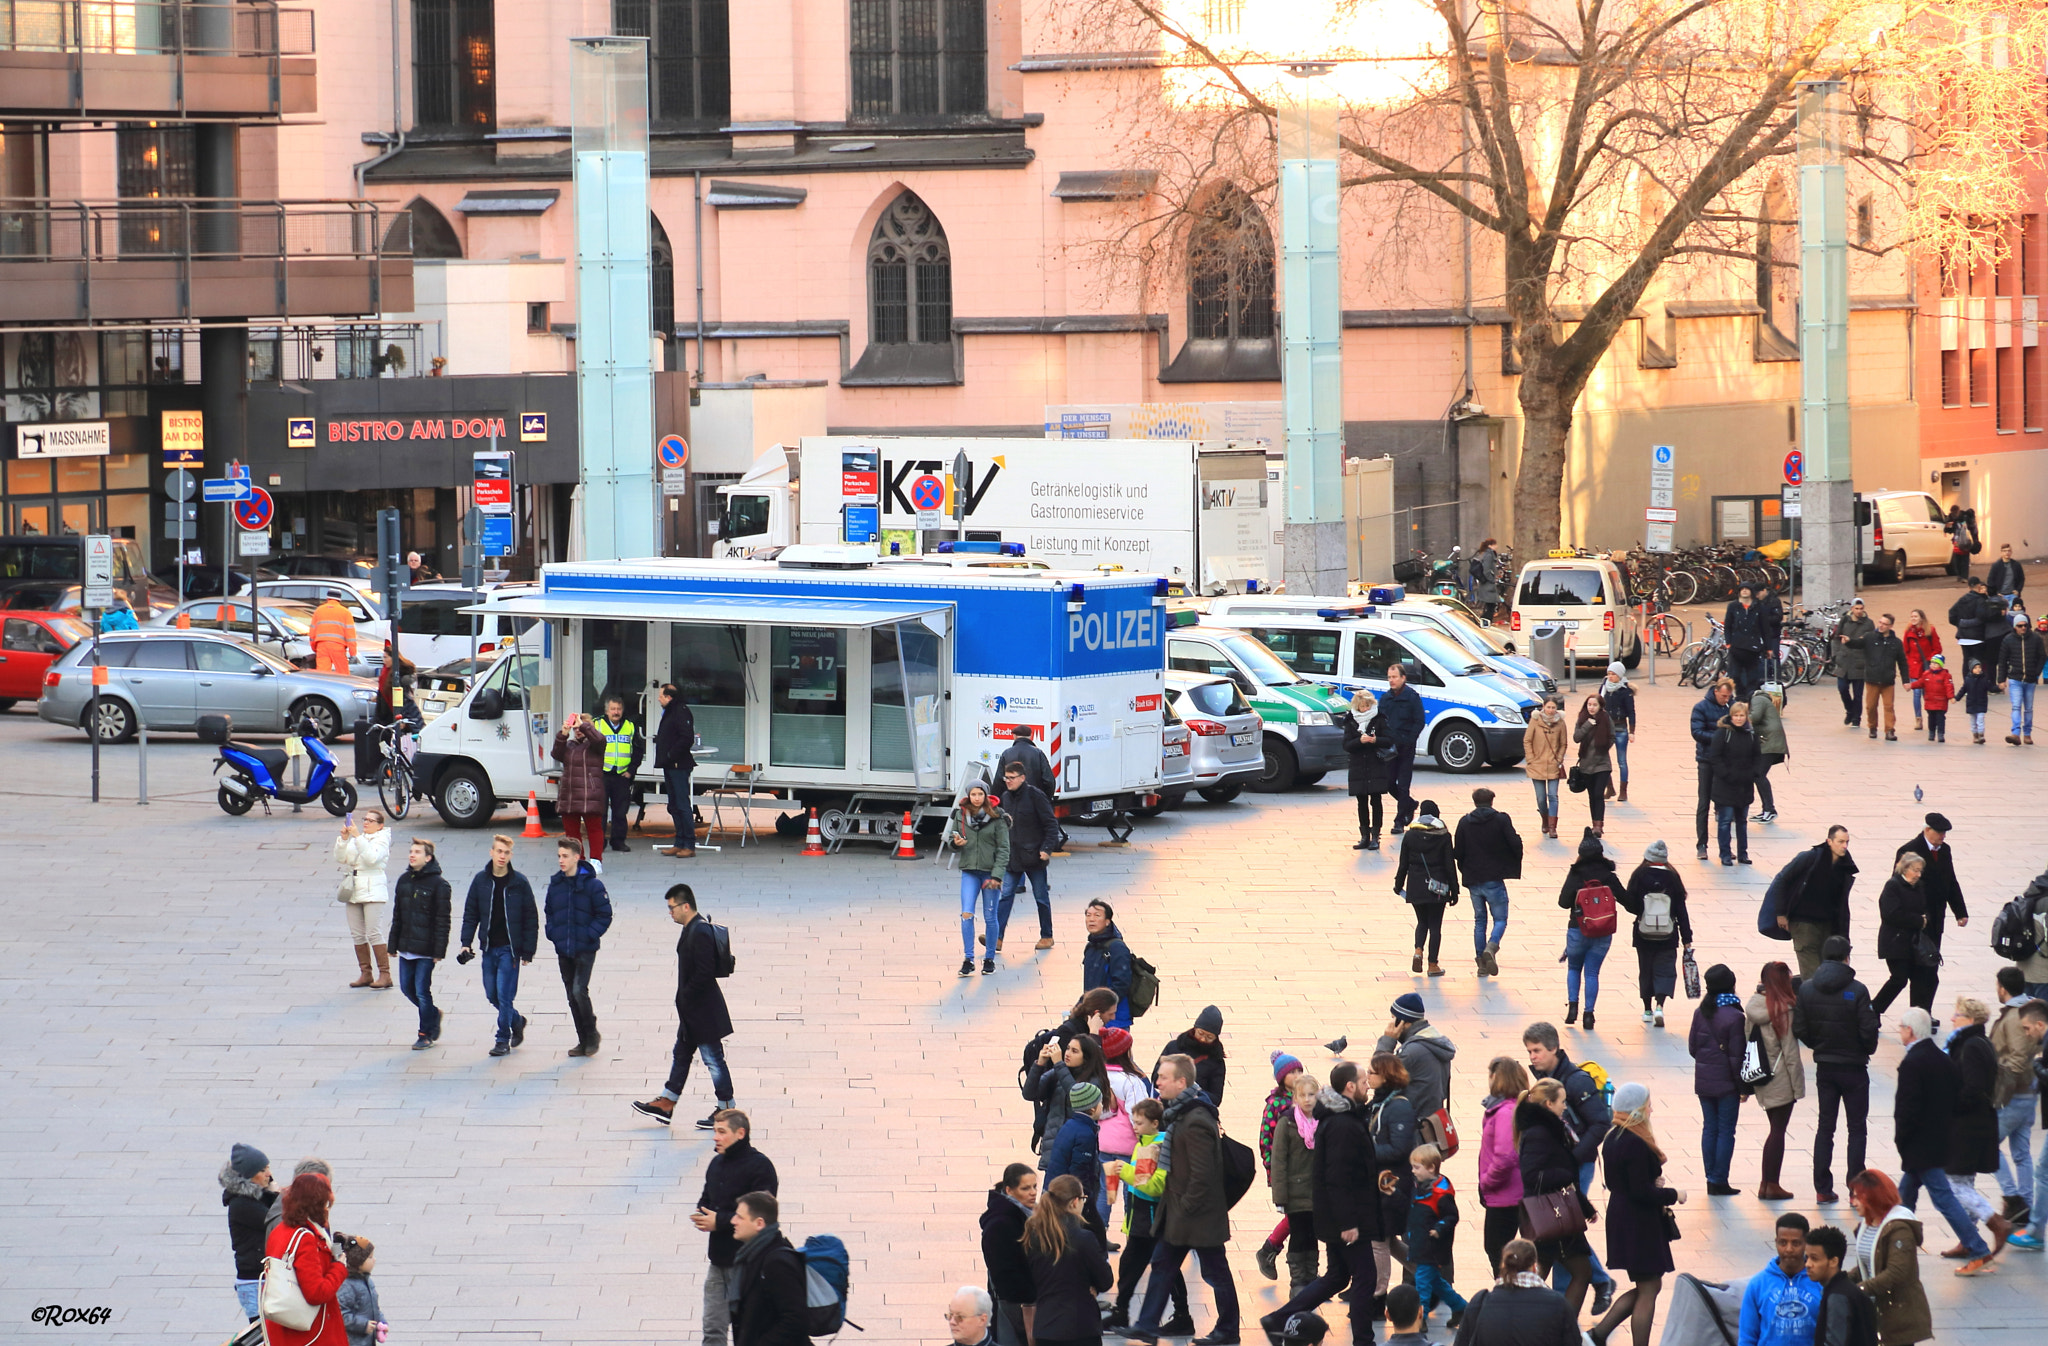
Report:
1551,619,1581,629
1230,731,1255,746
1090,798,1113,811
1163,744,1186,759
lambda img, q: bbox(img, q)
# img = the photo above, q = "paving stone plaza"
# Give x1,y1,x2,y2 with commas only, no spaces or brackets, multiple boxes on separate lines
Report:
3,615,2045,1343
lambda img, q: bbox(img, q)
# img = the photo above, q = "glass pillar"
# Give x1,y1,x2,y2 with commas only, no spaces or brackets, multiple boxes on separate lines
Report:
1279,64,1346,596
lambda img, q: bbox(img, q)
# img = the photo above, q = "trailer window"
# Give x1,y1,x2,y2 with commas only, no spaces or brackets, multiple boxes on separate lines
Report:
771,626,846,768
871,620,943,777
669,623,748,763
582,619,649,722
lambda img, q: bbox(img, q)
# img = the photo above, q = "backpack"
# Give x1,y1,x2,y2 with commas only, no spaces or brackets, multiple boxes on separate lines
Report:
1576,1059,1616,1108
1638,890,1676,940
1417,1107,1461,1159
705,919,736,978
1575,883,1618,939
1991,889,2047,962
1128,954,1161,1019
799,1234,862,1337
1220,1132,1257,1209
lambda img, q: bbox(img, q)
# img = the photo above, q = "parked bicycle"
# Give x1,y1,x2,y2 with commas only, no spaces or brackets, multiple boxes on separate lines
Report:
364,721,420,820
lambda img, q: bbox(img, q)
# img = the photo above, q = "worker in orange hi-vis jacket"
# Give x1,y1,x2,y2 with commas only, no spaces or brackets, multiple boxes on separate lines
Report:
310,596,358,674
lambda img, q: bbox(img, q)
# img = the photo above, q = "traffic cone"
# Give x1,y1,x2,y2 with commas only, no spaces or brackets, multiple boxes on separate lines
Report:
521,791,545,838
800,807,828,856
891,810,919,860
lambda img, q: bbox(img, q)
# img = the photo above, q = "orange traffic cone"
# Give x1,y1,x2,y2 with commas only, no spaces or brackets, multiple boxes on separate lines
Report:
891,810,919,860
801,807,828,856
521,790,545,838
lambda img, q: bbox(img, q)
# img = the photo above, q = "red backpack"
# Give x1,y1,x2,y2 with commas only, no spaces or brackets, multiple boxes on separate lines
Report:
1575,882,1618,938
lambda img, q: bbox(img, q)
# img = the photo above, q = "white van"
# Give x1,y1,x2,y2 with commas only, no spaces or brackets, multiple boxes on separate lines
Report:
1509,557,1642,667
1857,490,1953,583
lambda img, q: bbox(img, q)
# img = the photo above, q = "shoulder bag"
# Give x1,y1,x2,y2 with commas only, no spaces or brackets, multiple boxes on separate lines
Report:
1739,1022,1775,1089
259,1226,322,1331
1518,1185,1587,1242
1911,931,1944,970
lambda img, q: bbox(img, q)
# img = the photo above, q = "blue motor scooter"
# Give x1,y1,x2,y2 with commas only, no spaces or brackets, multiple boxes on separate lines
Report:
201,713,359,817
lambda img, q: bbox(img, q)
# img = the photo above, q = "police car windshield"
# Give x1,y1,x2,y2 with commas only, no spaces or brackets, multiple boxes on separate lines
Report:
1434,609,1514,656
1404,627,1488,676
1216,633,1302,685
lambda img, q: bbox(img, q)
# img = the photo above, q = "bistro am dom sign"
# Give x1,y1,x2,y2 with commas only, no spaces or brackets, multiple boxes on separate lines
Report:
324,416,511,443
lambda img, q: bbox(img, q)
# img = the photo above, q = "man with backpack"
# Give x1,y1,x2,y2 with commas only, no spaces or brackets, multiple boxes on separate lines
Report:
2013,870,2048,998
1124,1054,1239,1346
728,1191,809,1346
689,1111,779,1346
1521,1022,1616,1316
1792,935,1881,1204
633,884,736,1129
1083,901,1135,1030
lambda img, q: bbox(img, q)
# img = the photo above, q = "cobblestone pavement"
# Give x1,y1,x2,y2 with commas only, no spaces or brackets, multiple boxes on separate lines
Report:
1,643,2044,1343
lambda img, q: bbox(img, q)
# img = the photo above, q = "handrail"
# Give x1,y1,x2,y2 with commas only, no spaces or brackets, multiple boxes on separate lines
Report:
0,198,405,263
0,1,313,58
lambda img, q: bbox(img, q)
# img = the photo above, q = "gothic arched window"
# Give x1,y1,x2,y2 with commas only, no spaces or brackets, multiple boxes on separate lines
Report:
868,191,951,346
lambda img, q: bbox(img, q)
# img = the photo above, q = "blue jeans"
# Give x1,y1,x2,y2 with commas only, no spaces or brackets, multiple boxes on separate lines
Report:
2011,680,2038,735
1612,727,1630,785
1699,1093,1741,1185
997,866,1052,941
1416,1263,1467,1314
1900,1166,1990,1259
1996,1095,2036,1202
1565,928,1611,1011
235,1279,261,1320
480,944,521,1044
1135,1243,1238,1336
959,869,999,958
663,1033,734,1104
1531,777,1559,815
398,955,440,1039
1471,881,1509,955
663,767,695,850
1716,803,1750,861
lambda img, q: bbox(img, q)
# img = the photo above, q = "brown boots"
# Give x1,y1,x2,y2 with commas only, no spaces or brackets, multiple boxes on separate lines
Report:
1542,813,1559,838
349,945,373,988
370,943,393,989
1618,781,1628,803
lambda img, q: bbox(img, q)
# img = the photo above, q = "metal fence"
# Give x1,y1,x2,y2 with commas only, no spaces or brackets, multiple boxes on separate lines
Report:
0,199,405,262
0,0,312,56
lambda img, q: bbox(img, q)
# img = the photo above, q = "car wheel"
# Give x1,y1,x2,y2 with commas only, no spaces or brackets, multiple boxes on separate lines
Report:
217,782,256,816
288,697,342,742
1620,635,1643,670
817,804,852,844
1198,783,1245,804
432,763,498,828
1294,771,1328,787
321,778,358,817
1431,722,1485,773
0,698,15,712
1887,549,1908,584
1251,735,1298,792
85,697,135,743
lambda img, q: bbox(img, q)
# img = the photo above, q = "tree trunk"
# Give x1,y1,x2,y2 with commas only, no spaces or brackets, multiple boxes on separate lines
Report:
1511,369,1577,565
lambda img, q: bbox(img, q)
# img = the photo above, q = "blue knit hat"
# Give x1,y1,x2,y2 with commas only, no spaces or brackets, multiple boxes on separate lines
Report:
1391,992,1426,1023
1272,1051,1304,1085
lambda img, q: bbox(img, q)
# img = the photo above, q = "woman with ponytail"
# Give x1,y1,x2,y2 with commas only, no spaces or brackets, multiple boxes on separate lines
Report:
1589,1083,1686,1346
1021,1173,1112,1346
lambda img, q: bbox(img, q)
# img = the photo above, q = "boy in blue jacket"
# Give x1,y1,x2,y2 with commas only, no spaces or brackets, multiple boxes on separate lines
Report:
1738,1214,1823,1346
1408,1143,1467,1326
1046,1081,1105,1245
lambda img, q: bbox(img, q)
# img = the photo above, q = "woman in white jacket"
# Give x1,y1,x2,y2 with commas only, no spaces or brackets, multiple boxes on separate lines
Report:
333,810,393,989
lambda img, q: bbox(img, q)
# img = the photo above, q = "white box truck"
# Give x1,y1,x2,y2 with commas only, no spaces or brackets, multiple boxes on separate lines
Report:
409,548,1170,845
715,437,1279,591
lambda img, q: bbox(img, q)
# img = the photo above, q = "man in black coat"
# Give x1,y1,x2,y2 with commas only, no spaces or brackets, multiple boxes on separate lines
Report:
1756,587,1787,687
1379,662,1428,833
1689,680,1734,859
1794,935,1880,1202
1771,826,1859,978
689,1111,780,1346
1449,1239,1580,1346
1454,786,1523,975
1803,1228,1879,1346
1895,812,1968,973
654,683,698,856
1725,587,1768,700
386,843,452,1049
1950,576,1998,672
1261,1061,1380,1343
996,761,1058,950
460,834,539,1057
1986,542,2027,608
997,725,1057,797
1859,614,1912,740
1893,1009,1994,1268
1995,611,2047,745
728,1191,810,1346
633,884,736,1128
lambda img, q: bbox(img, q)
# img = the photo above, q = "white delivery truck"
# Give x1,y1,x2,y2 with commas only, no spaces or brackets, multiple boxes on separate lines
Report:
410,547,1170,844
716,437,1279,591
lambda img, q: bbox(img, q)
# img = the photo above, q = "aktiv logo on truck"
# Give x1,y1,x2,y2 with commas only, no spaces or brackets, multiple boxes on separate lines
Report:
1069,608,1160,652
883,458,1003,516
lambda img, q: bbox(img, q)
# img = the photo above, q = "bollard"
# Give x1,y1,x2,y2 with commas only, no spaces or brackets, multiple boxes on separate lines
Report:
136,710,148,805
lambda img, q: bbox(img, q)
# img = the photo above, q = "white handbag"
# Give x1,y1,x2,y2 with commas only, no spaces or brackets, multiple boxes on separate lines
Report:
259,1226,322,1331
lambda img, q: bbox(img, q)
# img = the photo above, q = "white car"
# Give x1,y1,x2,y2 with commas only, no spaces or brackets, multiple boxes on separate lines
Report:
1508,557,1642,668
1858,489,1954,583
389,583,539,668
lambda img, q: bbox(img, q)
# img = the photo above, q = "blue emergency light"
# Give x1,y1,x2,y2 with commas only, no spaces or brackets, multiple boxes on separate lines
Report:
935,540,1026,555
1067,581,1086,610
1368,585,1406,605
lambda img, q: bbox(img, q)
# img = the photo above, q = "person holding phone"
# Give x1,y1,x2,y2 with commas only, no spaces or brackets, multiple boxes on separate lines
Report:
334,810,392,990
686,1111,778,1346
552,711,609,865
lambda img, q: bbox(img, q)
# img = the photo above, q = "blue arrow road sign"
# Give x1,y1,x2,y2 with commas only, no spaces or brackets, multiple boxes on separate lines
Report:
202,477,253,502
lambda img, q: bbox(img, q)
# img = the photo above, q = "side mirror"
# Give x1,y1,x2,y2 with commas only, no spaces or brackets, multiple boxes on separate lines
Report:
252,663,273,676
470,688,505,720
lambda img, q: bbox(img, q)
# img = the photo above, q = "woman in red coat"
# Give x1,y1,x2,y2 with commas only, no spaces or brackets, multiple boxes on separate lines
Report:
261,1173,350,1346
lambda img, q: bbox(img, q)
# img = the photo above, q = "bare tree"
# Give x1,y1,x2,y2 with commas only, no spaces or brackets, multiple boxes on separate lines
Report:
1044,0,2048,561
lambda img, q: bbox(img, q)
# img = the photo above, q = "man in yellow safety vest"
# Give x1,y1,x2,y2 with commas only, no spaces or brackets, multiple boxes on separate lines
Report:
598,694,643,853
310,596,358,675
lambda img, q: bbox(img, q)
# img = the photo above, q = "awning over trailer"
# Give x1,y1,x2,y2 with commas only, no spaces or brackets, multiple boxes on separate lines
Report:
466,592,952,629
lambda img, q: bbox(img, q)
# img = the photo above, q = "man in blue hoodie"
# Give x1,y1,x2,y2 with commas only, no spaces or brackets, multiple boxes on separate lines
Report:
543,838,613,1058
1738,1213,1822,1346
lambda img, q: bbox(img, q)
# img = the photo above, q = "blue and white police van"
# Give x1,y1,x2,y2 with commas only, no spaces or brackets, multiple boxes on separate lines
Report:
1201,590,1539,772
411,546,1169,839
1213,591,1556,698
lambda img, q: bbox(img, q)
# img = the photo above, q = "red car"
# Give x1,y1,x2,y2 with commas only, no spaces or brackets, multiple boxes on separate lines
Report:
0,610,91,710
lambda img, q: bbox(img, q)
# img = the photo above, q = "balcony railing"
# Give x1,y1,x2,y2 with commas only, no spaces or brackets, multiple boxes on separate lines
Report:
0,2,316,117
0,199,412,323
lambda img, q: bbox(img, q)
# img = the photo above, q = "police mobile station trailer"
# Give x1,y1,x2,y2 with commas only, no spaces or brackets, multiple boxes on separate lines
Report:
414,548,1169,838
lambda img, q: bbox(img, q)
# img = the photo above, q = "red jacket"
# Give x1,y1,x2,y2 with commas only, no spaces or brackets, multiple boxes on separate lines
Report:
1903,625,1943,679
260,1222,349,1346
1911,668,1955,713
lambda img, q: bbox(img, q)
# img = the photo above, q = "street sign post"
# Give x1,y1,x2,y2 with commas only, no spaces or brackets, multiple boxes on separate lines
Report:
234,486,275,532
1644,506,1678,554
83,534,113,609
910,472,945,534
1783,450,1804,485
1782,485,1802,518
161,410,204,467
1648,446,1677,545
660,467,688,496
